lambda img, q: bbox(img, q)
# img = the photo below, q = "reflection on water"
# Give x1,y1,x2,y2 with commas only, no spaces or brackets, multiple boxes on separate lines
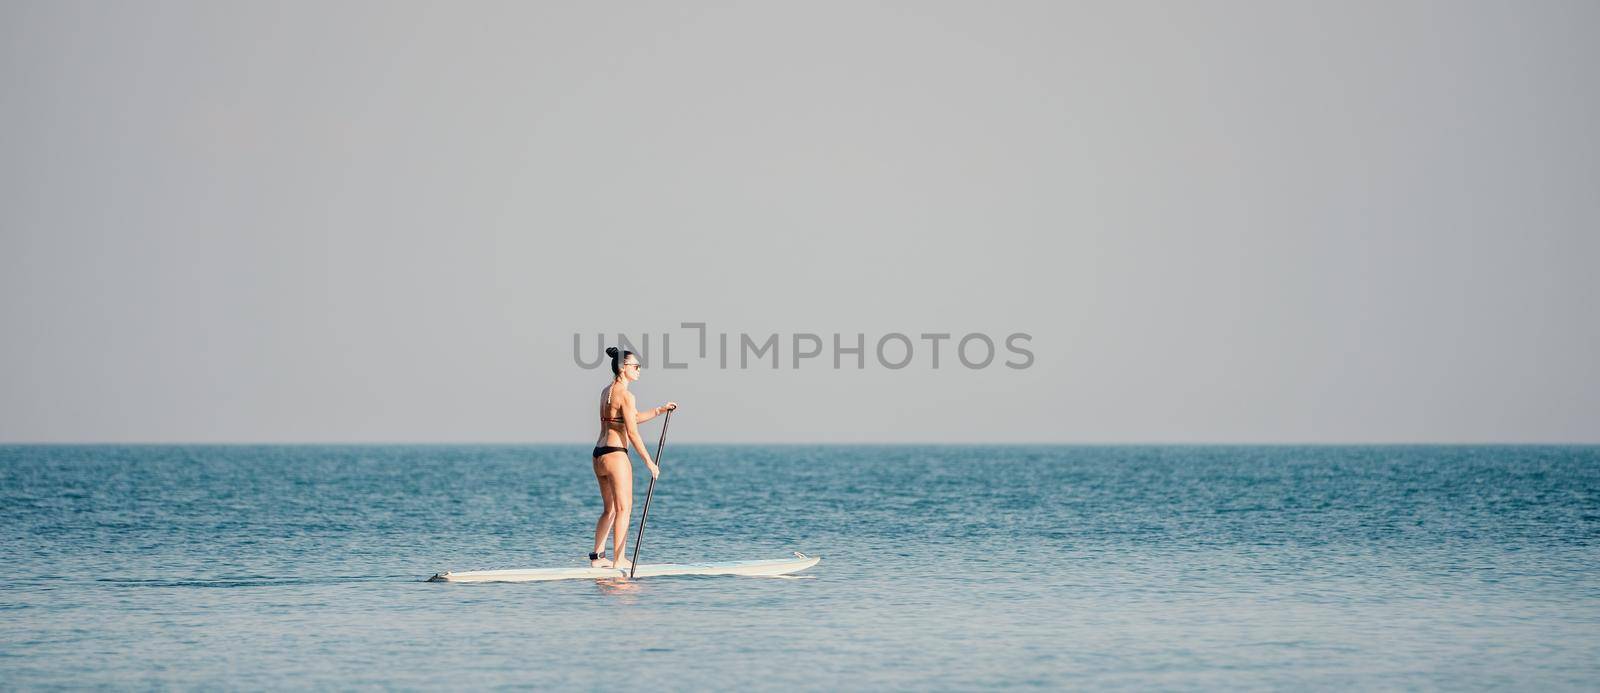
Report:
594,577,642,598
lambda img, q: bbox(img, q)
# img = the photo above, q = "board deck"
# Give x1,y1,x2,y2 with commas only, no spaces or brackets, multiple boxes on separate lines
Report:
428,554,820,583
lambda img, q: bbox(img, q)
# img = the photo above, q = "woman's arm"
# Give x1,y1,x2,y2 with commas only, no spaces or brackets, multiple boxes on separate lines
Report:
634,401,677,423
621,392,659,477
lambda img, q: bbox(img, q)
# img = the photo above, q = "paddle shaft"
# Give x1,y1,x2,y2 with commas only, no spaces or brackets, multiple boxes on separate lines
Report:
628,408,672,579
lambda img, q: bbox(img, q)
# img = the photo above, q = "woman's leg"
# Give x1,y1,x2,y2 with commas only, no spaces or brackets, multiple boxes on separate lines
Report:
603,456,634,569
591,458,617,567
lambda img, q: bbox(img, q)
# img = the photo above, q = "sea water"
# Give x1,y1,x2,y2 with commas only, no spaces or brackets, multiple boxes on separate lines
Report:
1,444,1596,689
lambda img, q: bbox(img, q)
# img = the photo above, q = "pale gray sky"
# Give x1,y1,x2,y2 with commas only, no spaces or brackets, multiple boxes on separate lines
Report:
2,1,1596,443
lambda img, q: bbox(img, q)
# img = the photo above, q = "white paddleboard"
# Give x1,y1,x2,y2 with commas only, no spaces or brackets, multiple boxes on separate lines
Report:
428,553,820,583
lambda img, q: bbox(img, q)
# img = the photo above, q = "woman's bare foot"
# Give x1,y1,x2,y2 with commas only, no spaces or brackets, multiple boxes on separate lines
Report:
611,557,633,571
590,554,609,568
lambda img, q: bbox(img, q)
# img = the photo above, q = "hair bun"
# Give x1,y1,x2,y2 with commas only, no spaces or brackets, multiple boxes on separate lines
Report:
605,346,619,358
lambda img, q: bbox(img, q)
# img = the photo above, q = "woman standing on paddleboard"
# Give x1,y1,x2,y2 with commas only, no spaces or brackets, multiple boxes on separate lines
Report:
591,347,676,569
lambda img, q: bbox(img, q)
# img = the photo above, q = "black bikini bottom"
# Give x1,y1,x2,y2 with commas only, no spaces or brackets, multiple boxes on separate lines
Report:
593,446,627,459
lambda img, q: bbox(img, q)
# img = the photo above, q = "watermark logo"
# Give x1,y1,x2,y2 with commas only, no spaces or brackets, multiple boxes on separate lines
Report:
574,322,1034,370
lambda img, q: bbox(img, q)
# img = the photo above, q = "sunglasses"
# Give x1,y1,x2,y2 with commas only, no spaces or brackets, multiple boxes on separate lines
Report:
624,362,643,369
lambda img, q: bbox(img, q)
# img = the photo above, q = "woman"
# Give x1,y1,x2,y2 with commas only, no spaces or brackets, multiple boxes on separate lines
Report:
591,347,676,569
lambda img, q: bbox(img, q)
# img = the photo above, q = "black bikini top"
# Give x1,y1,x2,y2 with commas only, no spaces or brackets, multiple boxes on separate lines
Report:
601,385,624,424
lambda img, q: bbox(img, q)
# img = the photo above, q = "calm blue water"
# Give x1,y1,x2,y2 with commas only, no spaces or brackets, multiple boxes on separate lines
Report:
2,445,1597,689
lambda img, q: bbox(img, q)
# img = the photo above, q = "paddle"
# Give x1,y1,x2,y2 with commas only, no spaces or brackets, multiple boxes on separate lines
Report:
628,407,673,579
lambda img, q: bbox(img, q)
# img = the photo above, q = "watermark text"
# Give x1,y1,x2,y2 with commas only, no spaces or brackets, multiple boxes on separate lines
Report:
573,323,1034,370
